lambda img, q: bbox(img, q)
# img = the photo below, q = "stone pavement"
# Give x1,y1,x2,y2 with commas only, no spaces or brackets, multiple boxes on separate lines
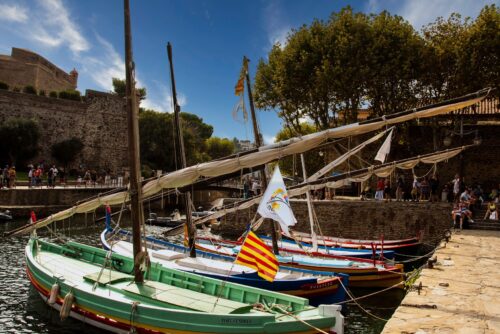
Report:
382,229,500,334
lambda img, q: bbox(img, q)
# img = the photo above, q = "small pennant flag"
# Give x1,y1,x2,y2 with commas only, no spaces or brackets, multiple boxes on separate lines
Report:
374,129,393,163
105,205,112,231
29,211,37,224
257,166,297,236
235,231,279,282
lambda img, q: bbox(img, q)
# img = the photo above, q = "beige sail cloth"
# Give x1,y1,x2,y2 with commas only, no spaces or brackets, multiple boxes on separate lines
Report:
153,146,467,229
13,95,484,235
307,126,394,182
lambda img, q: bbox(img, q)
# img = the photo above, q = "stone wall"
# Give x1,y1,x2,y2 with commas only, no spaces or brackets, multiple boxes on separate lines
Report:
0,48,77,92
213,199,453,244
0,89,128,172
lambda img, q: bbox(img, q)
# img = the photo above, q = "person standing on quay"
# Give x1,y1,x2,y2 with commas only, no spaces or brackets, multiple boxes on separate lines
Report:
375,178,384,200
396,176,404,201
8,166,16,188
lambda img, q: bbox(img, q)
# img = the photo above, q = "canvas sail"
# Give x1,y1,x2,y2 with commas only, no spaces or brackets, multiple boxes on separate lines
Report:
8,89,489,235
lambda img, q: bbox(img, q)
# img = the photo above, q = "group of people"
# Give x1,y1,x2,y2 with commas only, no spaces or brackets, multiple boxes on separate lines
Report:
0,165,16,189
28,164,60,188
368,174,440,202
78,169,125,187
450,174,499,230
242,176,261,199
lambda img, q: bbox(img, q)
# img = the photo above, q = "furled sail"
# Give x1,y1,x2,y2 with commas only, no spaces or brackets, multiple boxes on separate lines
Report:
175,145,474,228
307,126,394,182
8,89,489,235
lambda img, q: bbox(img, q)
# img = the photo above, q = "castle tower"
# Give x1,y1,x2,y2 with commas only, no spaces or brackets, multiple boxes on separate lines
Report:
70,68,79,88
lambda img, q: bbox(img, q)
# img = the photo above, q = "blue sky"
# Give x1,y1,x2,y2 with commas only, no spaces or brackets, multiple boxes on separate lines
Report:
0,0,494,144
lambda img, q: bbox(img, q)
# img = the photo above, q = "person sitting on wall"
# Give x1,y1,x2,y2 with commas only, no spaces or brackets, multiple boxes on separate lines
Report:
484,201,499,221
460,189,474,209
452,202,473,230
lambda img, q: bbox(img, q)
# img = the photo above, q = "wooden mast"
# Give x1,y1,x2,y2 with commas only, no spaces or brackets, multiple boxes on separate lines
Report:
167,42,196,258
243,56,280,255
124,0,145,283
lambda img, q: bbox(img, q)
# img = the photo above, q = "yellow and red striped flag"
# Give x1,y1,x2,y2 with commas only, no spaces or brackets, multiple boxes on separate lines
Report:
235,231,279,282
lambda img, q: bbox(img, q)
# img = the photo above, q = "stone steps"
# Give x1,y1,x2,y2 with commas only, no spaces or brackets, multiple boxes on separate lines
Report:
469,219,500,231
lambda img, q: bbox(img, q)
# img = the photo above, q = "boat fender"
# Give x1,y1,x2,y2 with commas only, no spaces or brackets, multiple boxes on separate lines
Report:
48,283,59,305
319,304,344,334
60,291,74,321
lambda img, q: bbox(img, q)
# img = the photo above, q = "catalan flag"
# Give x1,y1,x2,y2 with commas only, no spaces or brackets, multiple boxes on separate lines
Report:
235,231,279,282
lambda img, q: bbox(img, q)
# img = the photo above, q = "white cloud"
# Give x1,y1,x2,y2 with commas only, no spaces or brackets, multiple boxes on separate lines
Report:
366,0,492,30
262,1,291,49
140,80,188,113
36,0,89,53
0,4,28,23
77,34,125,91
263,134,276,145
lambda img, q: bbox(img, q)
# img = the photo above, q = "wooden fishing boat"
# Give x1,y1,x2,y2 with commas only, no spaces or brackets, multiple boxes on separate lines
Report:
287,231,421,251
101,228,349,303
193,239,404,289
27,237,344,334
20,2,342,333
196,235,395,260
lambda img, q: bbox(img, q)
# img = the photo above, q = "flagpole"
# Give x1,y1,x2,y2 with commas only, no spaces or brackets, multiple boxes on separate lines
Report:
244,56,280,255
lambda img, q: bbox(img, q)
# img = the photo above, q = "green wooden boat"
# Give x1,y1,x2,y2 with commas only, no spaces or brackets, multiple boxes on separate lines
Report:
26,237,343,333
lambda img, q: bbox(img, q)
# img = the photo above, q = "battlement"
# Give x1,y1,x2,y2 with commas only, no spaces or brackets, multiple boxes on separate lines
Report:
0,47,77,92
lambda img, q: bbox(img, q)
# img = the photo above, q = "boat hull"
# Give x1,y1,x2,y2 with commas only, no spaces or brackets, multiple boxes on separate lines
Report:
103,229,348,304
26,238,341,334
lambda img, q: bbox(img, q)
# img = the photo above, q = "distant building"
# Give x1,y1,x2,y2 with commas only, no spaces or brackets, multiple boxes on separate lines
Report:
238,139,255,151
0,47,78,92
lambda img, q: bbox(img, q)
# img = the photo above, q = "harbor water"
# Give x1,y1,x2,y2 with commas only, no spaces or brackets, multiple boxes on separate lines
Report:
0,218,404,333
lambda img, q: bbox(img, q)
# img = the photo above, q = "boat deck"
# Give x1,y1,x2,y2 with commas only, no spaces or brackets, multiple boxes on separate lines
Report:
36,250,261,314
382,230,500,333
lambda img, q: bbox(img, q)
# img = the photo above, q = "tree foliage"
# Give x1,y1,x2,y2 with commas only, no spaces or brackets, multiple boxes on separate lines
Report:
0,118,40,165
139,109,214,171
274,123,324,177
254,5,499,131
205,137,235,159
50,138,84,169
112,77,147,101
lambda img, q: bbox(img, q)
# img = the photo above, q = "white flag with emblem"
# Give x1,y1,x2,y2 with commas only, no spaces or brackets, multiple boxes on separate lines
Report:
374,129,394,163
257,166,297,236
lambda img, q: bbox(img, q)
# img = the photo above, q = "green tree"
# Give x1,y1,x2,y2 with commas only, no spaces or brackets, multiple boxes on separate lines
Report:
365,11,425,116
205,137,235,159
459,5,500,96
420,13,470,102
112,77,147,101
0,118,40,165
139,109,214,171
274,123,324,177
50,138,84,170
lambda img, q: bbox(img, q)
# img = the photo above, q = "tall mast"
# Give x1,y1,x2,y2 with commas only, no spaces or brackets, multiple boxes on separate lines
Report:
167,42,196,258
124,0,144,283
244,56,280,255
300,154,318,251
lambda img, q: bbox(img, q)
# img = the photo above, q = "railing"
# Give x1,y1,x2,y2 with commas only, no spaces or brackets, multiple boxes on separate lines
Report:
451,97,499,115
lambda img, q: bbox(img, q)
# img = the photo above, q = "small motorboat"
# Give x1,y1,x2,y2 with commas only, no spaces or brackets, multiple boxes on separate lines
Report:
146,209,215,228
0,210,12,222
146,210,184,227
